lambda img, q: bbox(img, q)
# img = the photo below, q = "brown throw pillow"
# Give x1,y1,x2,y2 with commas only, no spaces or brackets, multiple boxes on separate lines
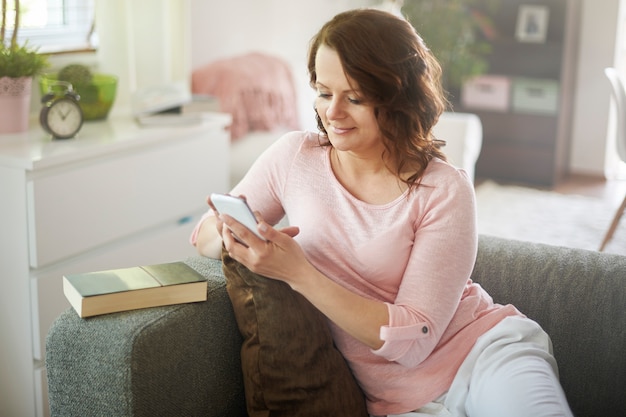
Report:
221,248,369,417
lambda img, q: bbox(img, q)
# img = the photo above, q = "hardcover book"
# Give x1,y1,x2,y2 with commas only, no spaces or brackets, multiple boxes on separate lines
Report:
63,262,208,318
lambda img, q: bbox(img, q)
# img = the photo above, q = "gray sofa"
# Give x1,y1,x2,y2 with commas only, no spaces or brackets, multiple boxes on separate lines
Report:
46,235,626,417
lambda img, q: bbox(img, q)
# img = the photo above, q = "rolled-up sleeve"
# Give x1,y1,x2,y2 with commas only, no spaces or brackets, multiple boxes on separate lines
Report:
373,303,437,367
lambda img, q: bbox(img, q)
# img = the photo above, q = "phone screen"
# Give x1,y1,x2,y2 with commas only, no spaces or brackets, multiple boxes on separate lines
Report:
210,193,266,241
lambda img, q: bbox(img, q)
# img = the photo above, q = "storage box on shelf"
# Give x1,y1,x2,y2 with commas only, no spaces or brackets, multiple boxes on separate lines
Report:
461,75,511,112
512,77,560,115
0,113,231,417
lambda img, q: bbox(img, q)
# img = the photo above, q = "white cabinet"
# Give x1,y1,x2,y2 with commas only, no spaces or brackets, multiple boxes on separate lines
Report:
0,114,231,417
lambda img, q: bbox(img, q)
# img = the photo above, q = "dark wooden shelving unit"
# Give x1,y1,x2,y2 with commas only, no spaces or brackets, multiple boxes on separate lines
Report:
453,0,581,186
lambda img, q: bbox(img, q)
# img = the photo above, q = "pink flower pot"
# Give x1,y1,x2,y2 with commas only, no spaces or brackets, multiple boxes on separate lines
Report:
0,76,33,134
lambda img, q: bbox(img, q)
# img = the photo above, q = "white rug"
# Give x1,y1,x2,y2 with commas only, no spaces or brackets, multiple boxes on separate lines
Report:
475,181,626,255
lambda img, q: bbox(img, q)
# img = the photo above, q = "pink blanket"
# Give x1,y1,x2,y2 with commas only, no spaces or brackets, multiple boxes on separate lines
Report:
192,52,300,140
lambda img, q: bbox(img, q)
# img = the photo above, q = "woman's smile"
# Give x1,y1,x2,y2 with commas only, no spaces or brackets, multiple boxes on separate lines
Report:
330,125,355,135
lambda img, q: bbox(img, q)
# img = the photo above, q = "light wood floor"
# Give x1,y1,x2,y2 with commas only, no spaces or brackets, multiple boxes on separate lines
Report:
480,173,626,208
550,174,626,208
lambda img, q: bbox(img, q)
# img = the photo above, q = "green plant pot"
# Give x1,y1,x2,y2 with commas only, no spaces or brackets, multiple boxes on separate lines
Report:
39,73,118,121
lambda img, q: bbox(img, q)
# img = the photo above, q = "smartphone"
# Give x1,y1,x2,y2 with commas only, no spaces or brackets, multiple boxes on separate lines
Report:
210,193,266,241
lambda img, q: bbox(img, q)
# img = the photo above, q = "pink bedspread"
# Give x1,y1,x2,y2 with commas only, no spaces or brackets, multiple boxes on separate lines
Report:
192,52,300,140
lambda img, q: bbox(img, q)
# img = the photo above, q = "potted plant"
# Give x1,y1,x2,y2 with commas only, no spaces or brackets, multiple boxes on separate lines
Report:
1,0,49,134
402,0,499,104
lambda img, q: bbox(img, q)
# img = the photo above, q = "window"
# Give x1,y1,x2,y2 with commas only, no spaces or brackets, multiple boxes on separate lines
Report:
2,0,96,53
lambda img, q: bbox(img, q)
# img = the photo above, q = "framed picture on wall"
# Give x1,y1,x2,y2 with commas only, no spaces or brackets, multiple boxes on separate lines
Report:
515,5,550,43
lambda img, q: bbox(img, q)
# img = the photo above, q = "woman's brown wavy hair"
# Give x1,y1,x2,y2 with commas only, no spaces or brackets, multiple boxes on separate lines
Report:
307,8,448,187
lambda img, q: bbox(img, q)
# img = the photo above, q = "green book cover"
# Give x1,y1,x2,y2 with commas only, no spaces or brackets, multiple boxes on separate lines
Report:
64,261,206,298
142,262,206,286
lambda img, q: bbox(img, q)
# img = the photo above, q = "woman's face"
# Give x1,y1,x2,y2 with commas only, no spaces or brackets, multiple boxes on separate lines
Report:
314,45,383,157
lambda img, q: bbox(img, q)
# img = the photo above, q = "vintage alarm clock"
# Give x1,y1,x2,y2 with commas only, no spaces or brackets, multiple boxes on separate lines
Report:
40,81,84,139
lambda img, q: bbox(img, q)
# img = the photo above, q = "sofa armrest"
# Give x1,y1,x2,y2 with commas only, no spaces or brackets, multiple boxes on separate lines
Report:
46,256,246,417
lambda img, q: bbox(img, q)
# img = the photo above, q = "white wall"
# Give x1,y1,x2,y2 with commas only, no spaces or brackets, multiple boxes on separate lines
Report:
570,0,623,177
189,0,374,131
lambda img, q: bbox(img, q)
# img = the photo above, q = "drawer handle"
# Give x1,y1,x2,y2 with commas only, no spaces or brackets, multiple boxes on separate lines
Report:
178,216,194,225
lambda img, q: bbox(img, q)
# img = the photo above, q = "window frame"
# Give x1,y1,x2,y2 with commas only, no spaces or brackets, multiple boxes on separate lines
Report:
4,0,96,54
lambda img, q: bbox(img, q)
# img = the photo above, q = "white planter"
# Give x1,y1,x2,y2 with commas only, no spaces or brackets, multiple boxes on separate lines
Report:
0,76,32,134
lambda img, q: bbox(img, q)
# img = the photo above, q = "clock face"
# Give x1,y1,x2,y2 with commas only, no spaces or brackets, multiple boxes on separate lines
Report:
42,97,84,139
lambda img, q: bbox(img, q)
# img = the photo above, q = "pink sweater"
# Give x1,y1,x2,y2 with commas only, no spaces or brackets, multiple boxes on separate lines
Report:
191,131,522,415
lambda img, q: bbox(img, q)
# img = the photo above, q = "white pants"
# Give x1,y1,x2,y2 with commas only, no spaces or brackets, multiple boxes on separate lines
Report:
383,316,573,417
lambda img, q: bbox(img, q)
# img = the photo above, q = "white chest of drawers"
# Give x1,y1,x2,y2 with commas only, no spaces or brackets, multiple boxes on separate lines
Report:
0,114,231,417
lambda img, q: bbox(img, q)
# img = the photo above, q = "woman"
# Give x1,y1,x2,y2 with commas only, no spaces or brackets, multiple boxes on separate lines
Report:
191,9,572,417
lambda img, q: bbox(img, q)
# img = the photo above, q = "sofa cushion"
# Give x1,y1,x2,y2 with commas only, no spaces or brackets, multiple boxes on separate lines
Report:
221,249,368,417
